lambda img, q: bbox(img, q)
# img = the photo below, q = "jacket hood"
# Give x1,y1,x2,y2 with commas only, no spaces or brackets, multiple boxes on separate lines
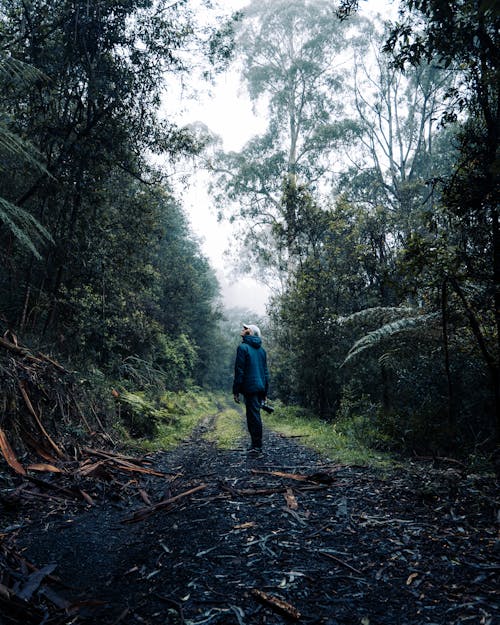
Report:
243,335,262,349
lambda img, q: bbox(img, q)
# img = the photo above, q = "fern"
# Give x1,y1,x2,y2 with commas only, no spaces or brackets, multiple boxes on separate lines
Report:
0,56,52,256
337,306,416,326
0,56,47,84
0,198,53,259
341,313,439,367
0,127,49,174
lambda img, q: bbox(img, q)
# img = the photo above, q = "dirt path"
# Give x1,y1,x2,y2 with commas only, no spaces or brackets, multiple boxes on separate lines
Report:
9,407,500,625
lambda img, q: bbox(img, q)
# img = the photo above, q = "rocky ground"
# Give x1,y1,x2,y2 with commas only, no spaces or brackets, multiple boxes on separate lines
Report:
1,408,499,625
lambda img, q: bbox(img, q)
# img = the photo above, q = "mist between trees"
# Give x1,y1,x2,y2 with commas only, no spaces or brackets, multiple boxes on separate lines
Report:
0,0,498,466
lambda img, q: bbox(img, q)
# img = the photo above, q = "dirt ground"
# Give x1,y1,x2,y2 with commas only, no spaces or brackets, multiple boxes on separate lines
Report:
3,408,499,625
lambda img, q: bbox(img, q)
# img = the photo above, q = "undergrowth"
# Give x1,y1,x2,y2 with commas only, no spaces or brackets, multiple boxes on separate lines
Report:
265,403,394,468
118,389,218,452
116,390,395,467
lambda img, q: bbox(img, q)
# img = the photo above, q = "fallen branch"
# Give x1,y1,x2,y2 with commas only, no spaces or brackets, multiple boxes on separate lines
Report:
82,447,166,477
0,427,26,475
251,589,301,621
121,483,208,523
18,381,65,459
251,468,335,484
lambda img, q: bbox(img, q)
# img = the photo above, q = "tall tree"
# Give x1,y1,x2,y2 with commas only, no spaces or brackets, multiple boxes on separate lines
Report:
0,0,224,393
212,0,354,276
385,0,500,445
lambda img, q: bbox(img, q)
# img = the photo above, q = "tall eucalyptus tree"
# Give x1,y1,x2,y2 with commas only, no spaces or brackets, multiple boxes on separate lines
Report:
212,0,354,275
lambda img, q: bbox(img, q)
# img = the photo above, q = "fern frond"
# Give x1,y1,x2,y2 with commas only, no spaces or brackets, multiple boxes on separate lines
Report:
341,313,439,367
0,198,53,258
337,306,416,326
0,56,48,84
0,127,50,174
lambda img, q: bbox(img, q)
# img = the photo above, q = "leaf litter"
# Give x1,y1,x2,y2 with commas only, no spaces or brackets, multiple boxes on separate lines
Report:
0,409,498,624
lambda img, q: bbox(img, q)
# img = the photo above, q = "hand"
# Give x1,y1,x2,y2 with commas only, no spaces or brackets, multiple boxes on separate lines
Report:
234,394,240,404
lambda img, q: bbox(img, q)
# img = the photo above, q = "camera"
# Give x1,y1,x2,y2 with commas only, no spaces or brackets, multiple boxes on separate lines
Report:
260,402,274,414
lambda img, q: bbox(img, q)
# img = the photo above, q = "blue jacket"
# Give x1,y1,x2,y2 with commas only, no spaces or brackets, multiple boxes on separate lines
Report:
232,335,270,396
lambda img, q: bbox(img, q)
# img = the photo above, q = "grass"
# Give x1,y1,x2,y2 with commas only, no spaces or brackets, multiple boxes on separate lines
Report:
204,404,246,450
265,404,395,468
118,389,394,468
121,389,219,452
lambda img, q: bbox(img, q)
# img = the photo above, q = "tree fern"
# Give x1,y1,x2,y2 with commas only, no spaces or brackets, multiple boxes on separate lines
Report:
0,56,47,84
0,198,52,259
341,313,439,367
337,306,416,326
0,127,49,174
0,56,52,255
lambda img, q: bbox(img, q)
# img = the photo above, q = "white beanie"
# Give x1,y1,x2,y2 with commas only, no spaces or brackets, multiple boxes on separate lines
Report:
243,323,261,338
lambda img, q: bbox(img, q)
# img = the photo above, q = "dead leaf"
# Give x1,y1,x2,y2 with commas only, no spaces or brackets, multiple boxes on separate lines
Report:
234,521,257,529
0,427,26,475
27,463,63,473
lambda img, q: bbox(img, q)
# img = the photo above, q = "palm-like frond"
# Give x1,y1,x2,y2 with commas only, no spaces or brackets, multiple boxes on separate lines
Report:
337,306,416,326
341,313,439,367
0,56,52,255
0,56,47,83
0,127,49,174
0,197,53,259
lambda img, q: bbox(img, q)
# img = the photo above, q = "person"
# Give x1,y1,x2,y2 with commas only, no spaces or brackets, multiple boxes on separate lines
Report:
232,323,270,453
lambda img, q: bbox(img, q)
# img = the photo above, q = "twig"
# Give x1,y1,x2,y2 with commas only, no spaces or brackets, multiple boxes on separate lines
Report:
154,594,185,624
319,551,364,575
251,589,301,621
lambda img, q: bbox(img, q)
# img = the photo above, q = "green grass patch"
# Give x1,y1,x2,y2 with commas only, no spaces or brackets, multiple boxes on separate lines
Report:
205,404,246,450
265,404,395,468
121,389,218,452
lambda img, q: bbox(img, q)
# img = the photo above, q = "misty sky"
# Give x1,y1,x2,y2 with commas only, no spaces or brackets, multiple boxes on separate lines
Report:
167,0,396,317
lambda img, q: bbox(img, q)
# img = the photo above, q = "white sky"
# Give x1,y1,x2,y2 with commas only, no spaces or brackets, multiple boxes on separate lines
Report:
166,0,270,315
165,0,397,316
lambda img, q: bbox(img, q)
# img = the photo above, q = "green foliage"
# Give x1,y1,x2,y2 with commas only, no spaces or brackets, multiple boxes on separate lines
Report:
117,391,172,439
265,402,392,467
342,311,439,366
129,390,219,452
0,56,52,257
0,0,227,395
263,3,499,460
205,404,246,450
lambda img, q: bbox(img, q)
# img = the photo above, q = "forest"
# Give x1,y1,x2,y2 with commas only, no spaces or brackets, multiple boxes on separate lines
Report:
2,0,498,464
0,1,499,623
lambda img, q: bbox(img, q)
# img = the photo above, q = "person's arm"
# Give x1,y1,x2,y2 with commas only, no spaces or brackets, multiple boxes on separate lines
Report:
232,345,246,401
264,351,270,400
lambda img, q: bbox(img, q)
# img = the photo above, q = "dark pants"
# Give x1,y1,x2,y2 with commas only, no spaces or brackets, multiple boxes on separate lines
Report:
244,392,264,447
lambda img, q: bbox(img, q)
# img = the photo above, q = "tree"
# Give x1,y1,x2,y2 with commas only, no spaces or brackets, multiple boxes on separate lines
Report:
385,0,500,446
0,0,225,395
212,0,354,277
344,19,454,240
